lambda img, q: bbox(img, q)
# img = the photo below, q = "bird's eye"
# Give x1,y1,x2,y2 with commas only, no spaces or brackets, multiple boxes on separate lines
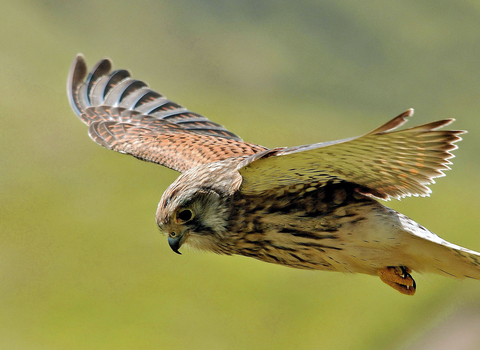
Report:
176,209,194,222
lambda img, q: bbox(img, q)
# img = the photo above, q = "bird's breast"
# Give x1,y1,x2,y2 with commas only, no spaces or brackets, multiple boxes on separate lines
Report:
223,181,388,271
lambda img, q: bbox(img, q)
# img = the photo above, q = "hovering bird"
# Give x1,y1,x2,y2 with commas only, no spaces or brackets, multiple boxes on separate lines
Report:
67,54,480,295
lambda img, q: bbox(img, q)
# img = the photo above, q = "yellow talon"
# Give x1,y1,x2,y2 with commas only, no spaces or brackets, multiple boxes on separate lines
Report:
377,266,416,296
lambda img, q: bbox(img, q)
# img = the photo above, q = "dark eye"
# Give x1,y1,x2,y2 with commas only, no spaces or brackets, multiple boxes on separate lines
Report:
177,209,194,222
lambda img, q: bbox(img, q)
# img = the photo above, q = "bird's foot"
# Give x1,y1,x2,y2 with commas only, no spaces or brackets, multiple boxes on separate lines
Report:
377,266,416,296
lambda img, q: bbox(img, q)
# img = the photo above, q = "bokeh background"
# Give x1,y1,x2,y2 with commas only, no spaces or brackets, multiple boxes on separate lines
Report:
2,1,480,349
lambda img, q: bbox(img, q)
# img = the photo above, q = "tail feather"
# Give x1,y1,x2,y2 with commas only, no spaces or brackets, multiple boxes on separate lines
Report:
435,246,480,280
399,214,480,280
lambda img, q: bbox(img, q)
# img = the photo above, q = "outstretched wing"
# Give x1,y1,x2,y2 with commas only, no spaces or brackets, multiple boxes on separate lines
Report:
67,54,266,173
239,109,465,200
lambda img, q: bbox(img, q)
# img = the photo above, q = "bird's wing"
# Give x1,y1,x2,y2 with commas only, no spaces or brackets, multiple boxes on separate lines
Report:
67,54,266,173
238,109,465,200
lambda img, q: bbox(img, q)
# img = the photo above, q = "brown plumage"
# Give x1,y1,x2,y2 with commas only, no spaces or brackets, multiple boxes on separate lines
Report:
67,55,265,172
68,54,480,295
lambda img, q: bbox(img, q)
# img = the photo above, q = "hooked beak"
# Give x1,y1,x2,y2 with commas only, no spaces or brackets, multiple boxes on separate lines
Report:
168,232,186,255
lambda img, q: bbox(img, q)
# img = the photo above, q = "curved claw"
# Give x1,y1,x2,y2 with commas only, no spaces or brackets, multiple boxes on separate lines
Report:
377,266,416,296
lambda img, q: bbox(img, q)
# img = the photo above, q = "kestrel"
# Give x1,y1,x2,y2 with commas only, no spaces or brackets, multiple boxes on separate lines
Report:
68,54,480,295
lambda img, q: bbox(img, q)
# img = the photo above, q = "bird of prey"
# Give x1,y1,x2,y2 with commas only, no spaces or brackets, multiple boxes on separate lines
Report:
67,54,480,295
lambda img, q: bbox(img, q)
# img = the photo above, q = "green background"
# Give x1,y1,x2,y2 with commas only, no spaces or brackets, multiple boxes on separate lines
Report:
2,1,480,349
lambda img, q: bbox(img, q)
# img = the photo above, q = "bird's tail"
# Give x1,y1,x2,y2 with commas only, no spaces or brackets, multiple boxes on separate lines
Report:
422,242,480,280
399,215,480,280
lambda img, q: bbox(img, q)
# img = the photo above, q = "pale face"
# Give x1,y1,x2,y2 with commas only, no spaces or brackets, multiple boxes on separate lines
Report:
156,185,231,254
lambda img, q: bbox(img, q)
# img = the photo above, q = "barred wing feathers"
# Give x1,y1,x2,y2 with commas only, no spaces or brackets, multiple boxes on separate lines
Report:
67,54,266,173
239,109,465,200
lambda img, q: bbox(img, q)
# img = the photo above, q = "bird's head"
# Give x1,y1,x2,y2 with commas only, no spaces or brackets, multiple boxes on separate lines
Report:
155,161,242,254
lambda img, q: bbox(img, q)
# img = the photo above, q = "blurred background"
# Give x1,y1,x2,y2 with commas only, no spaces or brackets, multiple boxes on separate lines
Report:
2,0,480,349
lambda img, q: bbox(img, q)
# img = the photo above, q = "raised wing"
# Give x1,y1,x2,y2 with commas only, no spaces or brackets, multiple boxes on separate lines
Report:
67,54,266,172
239,109,465,200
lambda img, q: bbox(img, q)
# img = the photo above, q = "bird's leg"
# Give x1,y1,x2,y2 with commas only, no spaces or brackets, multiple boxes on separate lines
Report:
377,266,416,296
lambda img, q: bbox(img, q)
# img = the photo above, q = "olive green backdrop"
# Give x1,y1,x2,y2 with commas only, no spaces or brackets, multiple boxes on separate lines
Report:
2,1,480,349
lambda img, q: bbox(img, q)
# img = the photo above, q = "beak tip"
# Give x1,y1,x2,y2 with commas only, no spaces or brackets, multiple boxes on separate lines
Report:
168,236,183,255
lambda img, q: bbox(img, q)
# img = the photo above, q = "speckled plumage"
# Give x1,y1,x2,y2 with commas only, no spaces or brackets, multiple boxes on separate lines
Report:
68,54,480,295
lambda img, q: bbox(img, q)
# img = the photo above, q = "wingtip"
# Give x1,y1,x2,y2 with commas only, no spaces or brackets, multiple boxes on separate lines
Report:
69,54,87,85
83,57,113,102
67,54,115,117
366,108,415,136
74,53,86,62
396,108,414,121
67,54,88,116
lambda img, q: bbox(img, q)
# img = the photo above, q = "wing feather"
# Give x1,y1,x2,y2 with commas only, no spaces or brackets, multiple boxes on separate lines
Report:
67,54,266,172
239,109,465,200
